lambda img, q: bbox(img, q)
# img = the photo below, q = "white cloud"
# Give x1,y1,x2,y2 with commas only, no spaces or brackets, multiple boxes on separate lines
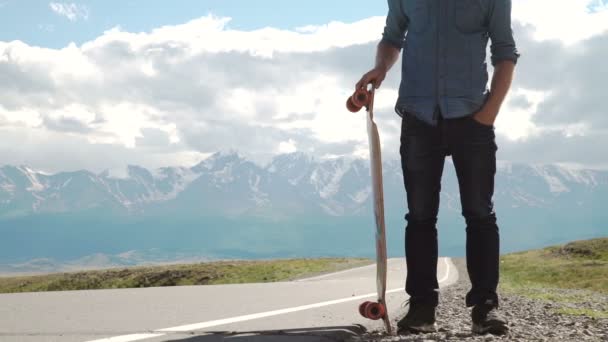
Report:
278,139,297,154
1,2,608,173
49,2,89,22
80,15,384,57
495,88,547,140
0,106,42,127
588,0,608,13
512,0,608,44
0,14,384,172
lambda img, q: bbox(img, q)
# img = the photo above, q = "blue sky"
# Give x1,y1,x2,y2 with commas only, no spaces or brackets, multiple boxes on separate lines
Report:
0,0,386,48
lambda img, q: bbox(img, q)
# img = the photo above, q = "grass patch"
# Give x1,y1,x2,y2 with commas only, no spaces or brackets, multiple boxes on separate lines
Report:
499,282,589,303
499,237,608,319
555,308,608,319
500,238,608,295
0,257,373,294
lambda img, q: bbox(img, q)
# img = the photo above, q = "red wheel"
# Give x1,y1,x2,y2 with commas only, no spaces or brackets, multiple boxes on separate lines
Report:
351,88,370,108
346,96,361,112
359,301,371,316
363,301,386,320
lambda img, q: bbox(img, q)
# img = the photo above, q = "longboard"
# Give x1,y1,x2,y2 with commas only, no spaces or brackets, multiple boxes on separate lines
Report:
347,87,392,335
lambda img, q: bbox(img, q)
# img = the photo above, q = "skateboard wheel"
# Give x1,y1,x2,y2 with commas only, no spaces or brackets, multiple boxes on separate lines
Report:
351,88,370,108
346,97,362,112
363,301,385,320
359,301,371,316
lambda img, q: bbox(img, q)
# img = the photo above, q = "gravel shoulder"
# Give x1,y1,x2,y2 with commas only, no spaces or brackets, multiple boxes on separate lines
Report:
355,258,608,342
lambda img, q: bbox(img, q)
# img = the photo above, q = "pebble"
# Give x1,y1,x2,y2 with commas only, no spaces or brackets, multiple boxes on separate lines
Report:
352,259,608,342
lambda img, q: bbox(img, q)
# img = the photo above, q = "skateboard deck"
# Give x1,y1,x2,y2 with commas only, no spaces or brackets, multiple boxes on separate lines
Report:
347,87,392,335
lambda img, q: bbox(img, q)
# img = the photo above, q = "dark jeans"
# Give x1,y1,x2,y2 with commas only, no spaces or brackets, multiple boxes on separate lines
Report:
399,107,500,308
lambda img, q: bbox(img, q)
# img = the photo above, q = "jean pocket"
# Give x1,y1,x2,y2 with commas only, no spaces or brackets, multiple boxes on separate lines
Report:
468,115,494,129
400,111,418,139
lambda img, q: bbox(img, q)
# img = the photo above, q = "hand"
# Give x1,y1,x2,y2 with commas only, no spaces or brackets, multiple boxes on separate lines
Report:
472,107,498,126
356,67,387,90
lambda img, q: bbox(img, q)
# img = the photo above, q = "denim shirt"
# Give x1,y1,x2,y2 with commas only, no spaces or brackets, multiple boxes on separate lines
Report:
381,0,520,126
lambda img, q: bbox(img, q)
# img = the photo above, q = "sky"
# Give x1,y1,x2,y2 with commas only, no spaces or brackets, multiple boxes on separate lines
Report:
1,0,608,175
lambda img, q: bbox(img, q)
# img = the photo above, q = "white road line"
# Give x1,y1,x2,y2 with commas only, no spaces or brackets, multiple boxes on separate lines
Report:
158,257,451,332
84,257,452,341
438,257,450,283
85,333,166,342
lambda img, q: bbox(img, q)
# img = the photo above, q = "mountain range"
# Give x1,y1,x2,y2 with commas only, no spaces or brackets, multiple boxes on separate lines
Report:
1,151,606,273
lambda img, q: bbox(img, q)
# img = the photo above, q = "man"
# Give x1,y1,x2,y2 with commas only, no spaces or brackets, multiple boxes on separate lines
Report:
356,0,519,336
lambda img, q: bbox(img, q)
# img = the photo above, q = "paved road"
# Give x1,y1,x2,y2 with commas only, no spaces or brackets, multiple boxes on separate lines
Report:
0,257,458,342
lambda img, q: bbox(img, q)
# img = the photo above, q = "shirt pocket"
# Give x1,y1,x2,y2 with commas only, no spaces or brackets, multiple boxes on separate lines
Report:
405,0,430,33
453,0,487,34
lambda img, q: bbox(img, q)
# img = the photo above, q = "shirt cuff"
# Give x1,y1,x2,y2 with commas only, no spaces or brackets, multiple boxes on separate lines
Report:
380,36,403,51
491,51,520,66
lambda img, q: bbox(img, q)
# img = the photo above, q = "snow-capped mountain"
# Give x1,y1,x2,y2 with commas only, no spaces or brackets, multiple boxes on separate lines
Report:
1,151,606,272
1,151,607,220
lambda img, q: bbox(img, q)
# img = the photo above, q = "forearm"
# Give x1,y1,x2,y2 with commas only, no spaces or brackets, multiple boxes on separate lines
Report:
375,40,401,73
485,60,516,117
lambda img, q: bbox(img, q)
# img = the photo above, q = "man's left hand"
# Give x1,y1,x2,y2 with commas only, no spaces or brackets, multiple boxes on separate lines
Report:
472,107,498,126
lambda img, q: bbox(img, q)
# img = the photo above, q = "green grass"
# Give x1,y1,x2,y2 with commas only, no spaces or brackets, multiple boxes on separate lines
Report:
499,237,608,318
555,308,608,319
0,258,373,294
500,238,608,294
498,282,589,303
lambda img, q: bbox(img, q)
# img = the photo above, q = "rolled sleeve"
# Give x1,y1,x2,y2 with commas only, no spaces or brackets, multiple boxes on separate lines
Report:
488,0,520,66
381,0,408,50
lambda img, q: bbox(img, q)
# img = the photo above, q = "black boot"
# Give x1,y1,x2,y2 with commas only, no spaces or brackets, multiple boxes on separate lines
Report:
397,299,437,334
471,301,509,335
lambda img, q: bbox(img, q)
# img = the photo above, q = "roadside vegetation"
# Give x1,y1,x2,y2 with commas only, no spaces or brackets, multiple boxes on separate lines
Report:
4,235,607,321
500,238,608,319
0,258,373,294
